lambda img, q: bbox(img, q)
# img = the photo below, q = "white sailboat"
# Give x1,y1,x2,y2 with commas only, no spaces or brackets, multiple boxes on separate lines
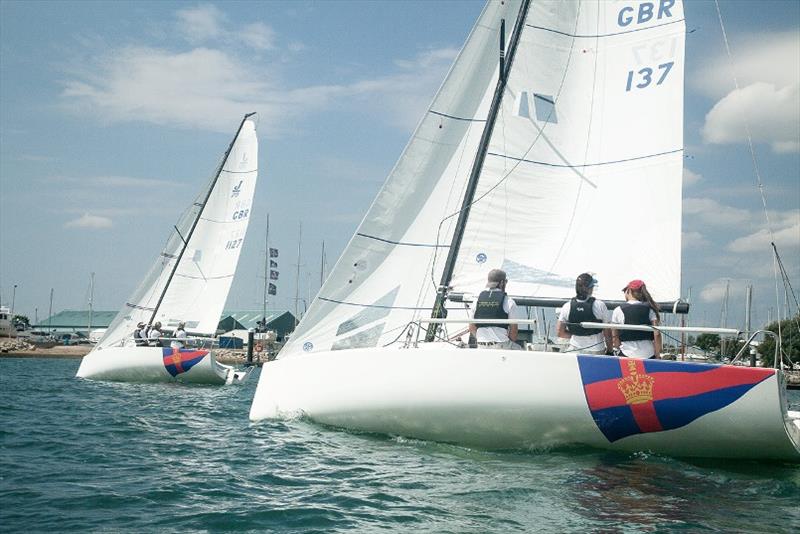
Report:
77,113,259,384
250,1,800,460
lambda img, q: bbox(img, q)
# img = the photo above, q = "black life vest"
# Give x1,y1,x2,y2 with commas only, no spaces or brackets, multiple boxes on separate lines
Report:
566,297,602,336
619,302,654,341
473,289,509,329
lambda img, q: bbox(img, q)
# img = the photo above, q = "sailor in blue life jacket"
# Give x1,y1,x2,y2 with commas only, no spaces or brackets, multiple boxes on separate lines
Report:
611,279,662,359
468,269,522,350
134,321,147,346
556,273,612,355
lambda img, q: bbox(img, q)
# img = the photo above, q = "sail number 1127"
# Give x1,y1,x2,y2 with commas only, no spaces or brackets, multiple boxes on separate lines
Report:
625,61,673,91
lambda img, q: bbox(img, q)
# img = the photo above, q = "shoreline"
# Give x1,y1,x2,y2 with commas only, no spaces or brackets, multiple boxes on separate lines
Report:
0,344,265,366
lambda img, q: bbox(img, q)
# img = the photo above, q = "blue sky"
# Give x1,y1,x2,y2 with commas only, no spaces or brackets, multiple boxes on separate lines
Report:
1,0,798,332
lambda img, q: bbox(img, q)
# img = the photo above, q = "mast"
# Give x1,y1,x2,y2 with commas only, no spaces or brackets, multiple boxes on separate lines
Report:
48,288,53,335
88,272,95,336
262,214,270,321
426,0,531,342
148,112,256,326
294,222,302,327
320,241,326,288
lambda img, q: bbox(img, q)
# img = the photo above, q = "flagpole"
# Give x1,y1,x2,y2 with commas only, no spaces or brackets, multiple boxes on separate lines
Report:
262,214,270,320
294,222,302,327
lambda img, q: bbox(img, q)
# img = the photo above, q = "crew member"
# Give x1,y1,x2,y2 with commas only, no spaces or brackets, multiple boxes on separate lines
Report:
557,273,612,354
171,321,187,349
133,322,147,346
611,279,662,359
148,321,163,347
469,269,521,350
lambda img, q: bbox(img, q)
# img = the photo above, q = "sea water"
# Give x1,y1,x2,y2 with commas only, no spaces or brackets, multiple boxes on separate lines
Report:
1,357,798,533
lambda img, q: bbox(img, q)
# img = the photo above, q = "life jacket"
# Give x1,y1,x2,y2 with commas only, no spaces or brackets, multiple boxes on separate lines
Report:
566,297,603,336
473,289,509,329
619,302,654,341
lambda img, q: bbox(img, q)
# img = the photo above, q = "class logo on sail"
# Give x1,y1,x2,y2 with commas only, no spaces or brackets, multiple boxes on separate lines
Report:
577,356,774,442
162,348,209,377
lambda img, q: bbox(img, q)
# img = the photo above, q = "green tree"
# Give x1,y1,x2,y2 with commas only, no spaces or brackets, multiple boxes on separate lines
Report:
757,314,800,368
695,333,720,353
12,314,30,327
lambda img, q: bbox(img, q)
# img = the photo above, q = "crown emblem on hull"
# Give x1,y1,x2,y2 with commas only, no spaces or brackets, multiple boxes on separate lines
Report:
617,360,655,404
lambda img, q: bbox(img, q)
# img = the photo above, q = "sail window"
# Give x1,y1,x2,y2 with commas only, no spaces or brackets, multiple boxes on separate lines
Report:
517,91,531,118
335,287,399,336
533,94,558,123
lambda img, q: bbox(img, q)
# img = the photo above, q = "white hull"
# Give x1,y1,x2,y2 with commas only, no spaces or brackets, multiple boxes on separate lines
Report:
250,346,800,460
77,346,243,385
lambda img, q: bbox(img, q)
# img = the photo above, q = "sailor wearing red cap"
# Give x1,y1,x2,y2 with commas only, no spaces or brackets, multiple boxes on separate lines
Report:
611,279,662,359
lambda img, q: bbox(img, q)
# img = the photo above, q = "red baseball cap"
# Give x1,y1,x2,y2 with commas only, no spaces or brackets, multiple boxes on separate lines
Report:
623,279,644,291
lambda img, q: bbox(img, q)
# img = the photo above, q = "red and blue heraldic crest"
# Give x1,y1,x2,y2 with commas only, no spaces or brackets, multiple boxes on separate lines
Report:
577,355,774,442
162,348,209,377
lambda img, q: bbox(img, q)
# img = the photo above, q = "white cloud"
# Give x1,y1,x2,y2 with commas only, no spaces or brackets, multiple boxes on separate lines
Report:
61,42,458,135
683,197,751,227
691,31,799,98
176,4,224,43
683,167,701,186
702,82,800,153
65,212,113,229
240,22,275,51
727,219,800,254
175,4,275,51
699,278,747,303
682,231,708,249
693,30,800,154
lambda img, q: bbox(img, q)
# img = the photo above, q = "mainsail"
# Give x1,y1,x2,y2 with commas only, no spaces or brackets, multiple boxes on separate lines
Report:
281,0,685,358
450,0,685,303
97,114,259,349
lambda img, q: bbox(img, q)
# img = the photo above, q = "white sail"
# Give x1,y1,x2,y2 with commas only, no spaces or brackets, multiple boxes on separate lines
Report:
279,1,522,357
97,117,258,349
450,0,685,303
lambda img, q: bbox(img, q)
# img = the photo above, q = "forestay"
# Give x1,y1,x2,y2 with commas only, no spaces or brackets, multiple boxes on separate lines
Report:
97,117,258,349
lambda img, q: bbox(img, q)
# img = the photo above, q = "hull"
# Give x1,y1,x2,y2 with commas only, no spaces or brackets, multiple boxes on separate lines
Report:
77,346,240,385
250,346,800,460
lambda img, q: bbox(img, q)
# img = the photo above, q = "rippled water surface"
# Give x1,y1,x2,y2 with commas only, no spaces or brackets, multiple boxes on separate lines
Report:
2,358,799,532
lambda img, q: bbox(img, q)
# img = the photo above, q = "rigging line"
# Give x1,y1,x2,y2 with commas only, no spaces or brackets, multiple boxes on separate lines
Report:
713,0,784,336
430,0,581,283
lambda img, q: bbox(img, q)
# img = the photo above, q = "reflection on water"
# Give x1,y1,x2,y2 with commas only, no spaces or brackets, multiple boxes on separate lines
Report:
1,358,798,532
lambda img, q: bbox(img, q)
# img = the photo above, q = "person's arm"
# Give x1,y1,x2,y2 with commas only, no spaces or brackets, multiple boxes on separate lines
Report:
610,308,621,353
603,329,613,354
599,303,612,353
556,320,570,340
508,323,518,342
652,318,662,358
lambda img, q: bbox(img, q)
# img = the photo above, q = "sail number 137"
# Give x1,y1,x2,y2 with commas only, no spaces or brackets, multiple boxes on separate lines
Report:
625,61,673,91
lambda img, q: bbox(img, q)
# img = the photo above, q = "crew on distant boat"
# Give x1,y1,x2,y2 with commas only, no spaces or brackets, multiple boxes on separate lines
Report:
611,279,662,359
469,269,521,350
134,322,147,346
171,322,187,349
556,273,612,355
148,321,163,347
